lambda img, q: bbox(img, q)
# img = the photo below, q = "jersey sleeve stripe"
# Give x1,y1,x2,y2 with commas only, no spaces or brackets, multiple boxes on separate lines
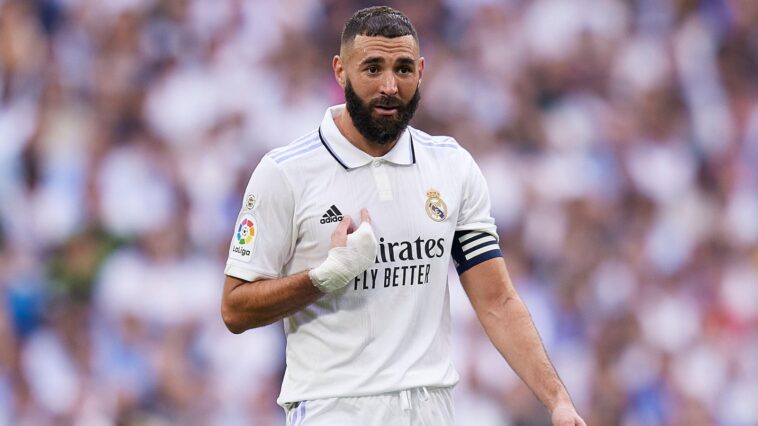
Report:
415,140,459,149
299,401,307,425
460,233,496,251
269,132,319,157
272,141,321,163
458,231,481,243
412,132,460,149
464,242,500,260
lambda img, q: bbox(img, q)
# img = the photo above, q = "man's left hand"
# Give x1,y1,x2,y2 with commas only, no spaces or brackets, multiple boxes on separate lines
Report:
551,402,587,426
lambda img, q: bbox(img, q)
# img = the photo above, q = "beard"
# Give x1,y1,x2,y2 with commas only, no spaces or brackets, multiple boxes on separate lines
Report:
344,80,421,145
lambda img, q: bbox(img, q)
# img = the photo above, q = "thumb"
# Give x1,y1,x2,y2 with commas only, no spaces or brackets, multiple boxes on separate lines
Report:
360,208,371,225
348,213,377,250
330,215,352,248
336,215,352,234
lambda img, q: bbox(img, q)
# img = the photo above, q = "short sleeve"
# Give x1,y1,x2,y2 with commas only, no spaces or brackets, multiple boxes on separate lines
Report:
224,155,295,282
451,150,502,275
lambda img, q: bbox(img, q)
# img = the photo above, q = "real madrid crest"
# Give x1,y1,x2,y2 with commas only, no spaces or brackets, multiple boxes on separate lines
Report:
425,189,447,222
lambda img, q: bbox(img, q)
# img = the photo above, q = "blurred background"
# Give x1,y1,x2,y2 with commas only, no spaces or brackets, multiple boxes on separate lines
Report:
1,0,757,424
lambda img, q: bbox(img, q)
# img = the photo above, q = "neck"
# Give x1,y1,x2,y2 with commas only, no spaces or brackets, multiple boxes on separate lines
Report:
335,109,398,157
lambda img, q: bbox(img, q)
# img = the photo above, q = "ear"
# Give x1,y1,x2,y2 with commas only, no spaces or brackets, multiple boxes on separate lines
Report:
418,56,425,84
333,55,346,89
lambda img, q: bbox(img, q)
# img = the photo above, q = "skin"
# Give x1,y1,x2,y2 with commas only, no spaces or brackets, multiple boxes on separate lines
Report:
461,258,586,426
222,209,369,332
221,33,585,426
332,35,424,156
222,36,422,332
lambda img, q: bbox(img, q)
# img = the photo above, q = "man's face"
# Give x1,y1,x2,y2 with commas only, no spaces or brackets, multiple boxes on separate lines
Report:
344,78,420,145
336,35,424,145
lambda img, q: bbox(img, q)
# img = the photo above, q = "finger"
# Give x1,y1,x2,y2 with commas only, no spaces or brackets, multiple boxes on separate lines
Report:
331,215,352,247
360,208,371,224
337,215,352,235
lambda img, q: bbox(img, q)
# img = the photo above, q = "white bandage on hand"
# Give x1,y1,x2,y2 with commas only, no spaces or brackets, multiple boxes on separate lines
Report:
309,222,378,293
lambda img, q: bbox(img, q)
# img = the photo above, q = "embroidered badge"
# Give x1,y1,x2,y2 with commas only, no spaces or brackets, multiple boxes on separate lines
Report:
425,189,447,222
229,214,256,262
245,194,257,210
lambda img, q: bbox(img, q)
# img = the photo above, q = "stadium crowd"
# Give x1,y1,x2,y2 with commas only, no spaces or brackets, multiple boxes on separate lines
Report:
1,0,757,424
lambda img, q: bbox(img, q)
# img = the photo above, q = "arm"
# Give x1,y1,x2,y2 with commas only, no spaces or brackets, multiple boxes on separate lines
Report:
461,257,586,426
222,209,376,333
221,272,322,333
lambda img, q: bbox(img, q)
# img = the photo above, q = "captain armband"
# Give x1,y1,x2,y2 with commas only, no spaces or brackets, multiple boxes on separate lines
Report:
450,230,503,275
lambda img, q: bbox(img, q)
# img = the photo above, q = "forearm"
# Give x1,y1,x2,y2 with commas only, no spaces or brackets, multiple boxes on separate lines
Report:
221,271,323,333
477,295,572,411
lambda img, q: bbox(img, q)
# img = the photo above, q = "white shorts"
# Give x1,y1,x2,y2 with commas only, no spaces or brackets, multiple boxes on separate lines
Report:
284,386,456,426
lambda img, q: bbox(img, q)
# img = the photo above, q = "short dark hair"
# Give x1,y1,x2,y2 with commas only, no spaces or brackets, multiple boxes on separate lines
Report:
340,6,418,49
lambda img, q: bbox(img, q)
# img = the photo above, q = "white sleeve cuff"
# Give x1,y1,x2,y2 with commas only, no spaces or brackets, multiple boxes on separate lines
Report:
224,263,277,282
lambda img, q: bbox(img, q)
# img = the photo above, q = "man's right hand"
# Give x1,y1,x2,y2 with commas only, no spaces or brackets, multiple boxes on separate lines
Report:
330,208,372,247
309,208,377,293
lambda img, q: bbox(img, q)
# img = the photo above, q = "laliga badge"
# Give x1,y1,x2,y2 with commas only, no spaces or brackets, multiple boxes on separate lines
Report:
229,214,256,262
425,189,447,222
245,194,257,211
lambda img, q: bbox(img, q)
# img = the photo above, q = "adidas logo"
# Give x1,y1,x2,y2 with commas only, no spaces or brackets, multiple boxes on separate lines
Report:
320,205,344,224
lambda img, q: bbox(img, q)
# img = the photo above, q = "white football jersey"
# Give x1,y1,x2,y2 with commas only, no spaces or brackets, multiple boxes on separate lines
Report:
224,105,501,406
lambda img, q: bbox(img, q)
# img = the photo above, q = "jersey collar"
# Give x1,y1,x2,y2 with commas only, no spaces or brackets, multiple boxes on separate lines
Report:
319,104,416,170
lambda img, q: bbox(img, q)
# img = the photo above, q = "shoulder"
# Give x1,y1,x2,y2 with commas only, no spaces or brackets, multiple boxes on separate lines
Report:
249,128,329,195
410,127,475,163
410,127,461,150
264,129,323,166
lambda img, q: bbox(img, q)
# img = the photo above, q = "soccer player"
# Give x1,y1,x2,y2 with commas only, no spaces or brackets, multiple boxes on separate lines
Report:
221,6,586,426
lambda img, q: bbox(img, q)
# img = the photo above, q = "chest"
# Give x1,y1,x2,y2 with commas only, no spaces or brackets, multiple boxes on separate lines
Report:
294,162,461,258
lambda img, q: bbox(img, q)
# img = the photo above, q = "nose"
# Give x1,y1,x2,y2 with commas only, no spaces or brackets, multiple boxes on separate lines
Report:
379,73,398,97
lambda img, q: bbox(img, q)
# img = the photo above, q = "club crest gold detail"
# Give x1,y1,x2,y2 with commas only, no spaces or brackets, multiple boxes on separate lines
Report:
425,189,447,222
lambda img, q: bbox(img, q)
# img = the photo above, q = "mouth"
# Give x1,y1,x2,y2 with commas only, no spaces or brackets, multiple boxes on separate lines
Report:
374,105,399,116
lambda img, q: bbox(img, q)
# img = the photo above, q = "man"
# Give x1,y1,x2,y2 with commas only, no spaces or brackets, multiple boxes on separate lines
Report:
221,6,585,426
